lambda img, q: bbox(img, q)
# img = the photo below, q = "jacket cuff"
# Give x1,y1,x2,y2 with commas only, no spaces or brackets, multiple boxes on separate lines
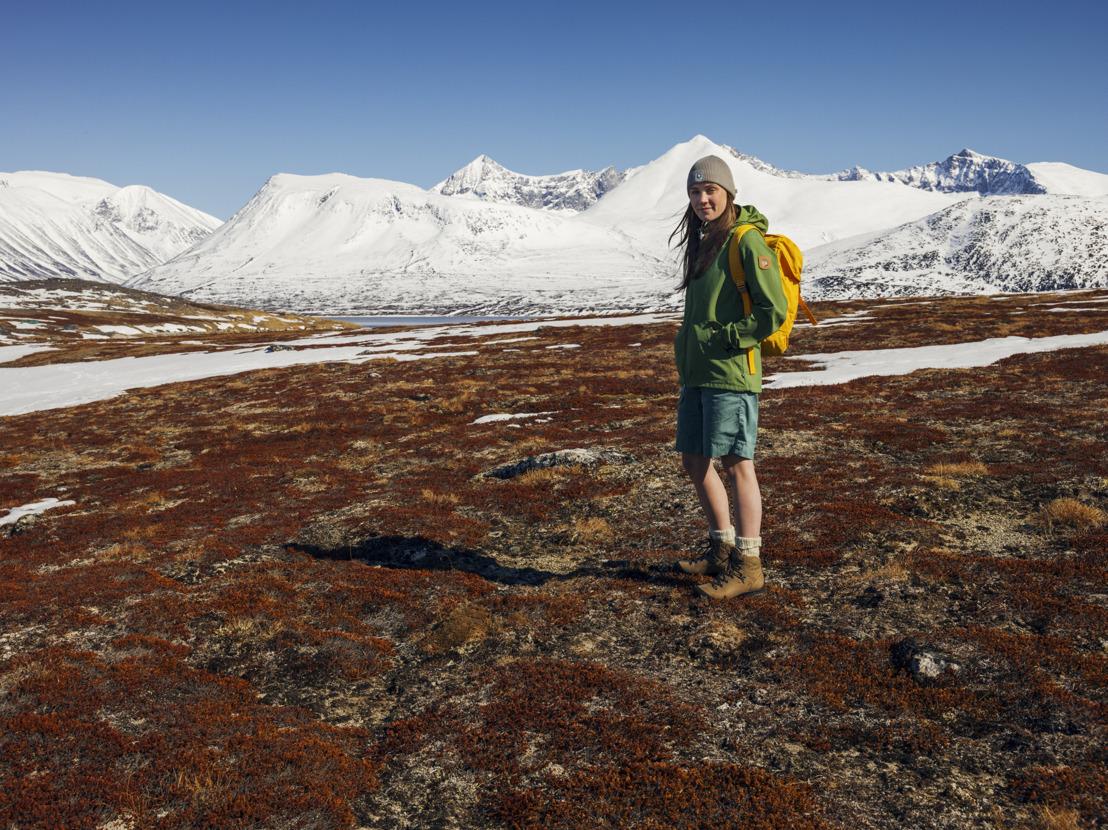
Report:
721,323,758,350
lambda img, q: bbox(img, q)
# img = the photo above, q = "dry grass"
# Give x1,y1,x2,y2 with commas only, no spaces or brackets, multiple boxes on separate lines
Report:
923,459,991,489
517,465,579,486
337,454,380,473
924,460,990,478
560,517,616,545
120,524,163,543
128,491,178,511
0,660,47,695
1035,497,1107,531
96,542,158,563
433,389,483,414
214,616,290,641
422,489,460,509
1033,805,1083,830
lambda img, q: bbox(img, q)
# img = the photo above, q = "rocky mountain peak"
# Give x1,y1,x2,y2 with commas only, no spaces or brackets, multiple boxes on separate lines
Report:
434,157,630,213
833,149,1047,195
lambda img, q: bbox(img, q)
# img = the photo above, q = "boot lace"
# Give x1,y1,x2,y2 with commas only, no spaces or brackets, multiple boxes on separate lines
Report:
707,566,745,590
693,538,717,562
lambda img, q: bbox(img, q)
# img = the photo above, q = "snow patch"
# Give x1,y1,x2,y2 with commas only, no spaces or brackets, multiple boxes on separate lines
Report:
766,330,1108,389
1,497,76,526
472,411,557,425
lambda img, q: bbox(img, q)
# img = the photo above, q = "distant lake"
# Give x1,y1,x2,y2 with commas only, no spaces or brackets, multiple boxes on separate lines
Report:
329,316,528,328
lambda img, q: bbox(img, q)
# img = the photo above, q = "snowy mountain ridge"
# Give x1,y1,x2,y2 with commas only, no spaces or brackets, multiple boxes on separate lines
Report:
0,172,222,284
704,145,1108,199
125,136,1108,315
3,138,1107,315
433,155,632,213
826,149,1046,195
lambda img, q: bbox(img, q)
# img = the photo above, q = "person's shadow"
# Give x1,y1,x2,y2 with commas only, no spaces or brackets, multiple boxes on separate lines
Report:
292,532,686,588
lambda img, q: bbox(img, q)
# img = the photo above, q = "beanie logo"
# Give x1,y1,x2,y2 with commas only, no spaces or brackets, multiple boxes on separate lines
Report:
694,172,704,181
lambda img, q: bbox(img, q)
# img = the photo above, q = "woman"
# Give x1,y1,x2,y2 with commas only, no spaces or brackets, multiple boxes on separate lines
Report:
671,155,787,599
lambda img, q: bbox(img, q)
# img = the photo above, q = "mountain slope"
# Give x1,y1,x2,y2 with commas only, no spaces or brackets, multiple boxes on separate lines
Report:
805,194,1108,298
578,136,963,251
130,172,676,316
1025,161,1108,198
0,172,222,284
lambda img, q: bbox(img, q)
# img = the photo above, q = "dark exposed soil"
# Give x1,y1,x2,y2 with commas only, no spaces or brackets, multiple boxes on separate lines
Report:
1,288,1107,829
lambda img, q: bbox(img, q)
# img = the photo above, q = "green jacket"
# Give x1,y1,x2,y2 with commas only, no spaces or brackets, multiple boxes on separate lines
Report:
673,206,788,394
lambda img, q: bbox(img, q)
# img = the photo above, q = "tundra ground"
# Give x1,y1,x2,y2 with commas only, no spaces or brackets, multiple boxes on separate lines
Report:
2,287,1107,829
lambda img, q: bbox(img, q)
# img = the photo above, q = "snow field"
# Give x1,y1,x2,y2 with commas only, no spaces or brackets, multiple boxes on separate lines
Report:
4,310,1107,418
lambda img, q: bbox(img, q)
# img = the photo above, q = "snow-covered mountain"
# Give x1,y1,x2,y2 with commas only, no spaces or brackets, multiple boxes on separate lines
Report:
7,138,1107,314
433,156,630,212
131,135,962,314
0,172,222,284
751,147,1108,199
826,149,1047,194
575,139,961,253
805,195,1108,297
129,172,676,316
134,135,1108,315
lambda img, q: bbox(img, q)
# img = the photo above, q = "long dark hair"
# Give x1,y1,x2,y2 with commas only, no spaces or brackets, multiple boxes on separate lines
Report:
670,191,737,291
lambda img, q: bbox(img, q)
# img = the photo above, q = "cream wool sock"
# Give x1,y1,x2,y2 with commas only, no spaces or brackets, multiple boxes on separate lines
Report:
737,536,762,555
709,527,736,545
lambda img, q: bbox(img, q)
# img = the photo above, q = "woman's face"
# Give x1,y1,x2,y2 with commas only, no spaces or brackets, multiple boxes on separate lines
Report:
689,182,727,223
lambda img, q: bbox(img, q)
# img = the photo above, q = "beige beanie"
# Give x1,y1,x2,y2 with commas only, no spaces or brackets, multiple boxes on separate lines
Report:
687,155,736,197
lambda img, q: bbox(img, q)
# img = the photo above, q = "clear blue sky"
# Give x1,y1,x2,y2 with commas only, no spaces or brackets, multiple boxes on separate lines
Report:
5,0,1105,220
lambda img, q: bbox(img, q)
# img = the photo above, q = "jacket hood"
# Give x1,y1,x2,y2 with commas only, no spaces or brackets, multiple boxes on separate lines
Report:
733,205,769,234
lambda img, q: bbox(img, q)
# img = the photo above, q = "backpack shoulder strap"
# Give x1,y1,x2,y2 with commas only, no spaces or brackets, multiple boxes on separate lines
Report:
798,296,819,326
727,224,763,375
728,224,762,316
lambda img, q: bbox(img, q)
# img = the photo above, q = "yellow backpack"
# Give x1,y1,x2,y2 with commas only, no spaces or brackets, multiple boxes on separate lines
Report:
728,224,817,370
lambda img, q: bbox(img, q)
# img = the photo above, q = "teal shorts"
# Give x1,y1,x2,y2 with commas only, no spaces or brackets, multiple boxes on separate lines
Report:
675,387,759,459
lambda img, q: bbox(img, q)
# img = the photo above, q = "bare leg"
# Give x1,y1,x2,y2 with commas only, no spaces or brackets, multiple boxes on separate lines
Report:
681,452,733,532
721,455,761,538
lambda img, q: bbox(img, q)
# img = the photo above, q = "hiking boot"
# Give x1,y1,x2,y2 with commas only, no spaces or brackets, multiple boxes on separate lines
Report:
695,544,765,600
675,538,734,576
